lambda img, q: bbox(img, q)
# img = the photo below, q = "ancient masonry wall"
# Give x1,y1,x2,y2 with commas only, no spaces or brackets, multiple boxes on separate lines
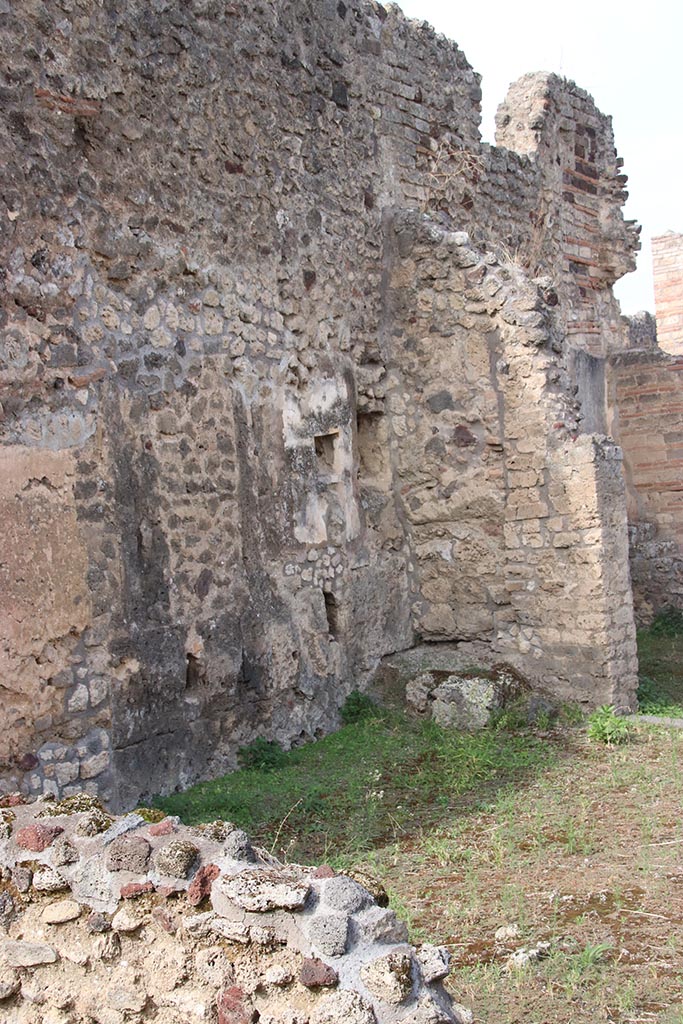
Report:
607,350,683,619
653,232,683,356
0,796,464,1024
1,0,640,808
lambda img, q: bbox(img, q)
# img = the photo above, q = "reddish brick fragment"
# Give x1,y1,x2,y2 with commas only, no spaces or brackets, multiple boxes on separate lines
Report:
217,986,258,1024
16,824,63,852
0,794,25,808
120,881,154,899
299,957,339,988
187,863,220,906
149,817,175,837
312,864,336,879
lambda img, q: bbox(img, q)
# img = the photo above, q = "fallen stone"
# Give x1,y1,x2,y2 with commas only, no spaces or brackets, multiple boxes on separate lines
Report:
494,924,520,943
187,862,220,905
300,957,339,988
42,899,81,924
154,838,199,878
2,940,58,968
217,869,310,912
105,834,151,873
360,949,414,1004
16,823,63,852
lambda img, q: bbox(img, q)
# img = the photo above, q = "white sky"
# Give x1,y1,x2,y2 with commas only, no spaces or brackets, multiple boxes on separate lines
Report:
393,0,683,314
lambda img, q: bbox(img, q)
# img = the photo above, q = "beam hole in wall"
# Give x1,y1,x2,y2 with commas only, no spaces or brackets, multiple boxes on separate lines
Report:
314,431,338,473
185,653,204,690
323,589,340,640
356,410,386,480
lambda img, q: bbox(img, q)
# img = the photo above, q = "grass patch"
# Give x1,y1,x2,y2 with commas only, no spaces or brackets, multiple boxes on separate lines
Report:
638,608,683,716
155,708,556,865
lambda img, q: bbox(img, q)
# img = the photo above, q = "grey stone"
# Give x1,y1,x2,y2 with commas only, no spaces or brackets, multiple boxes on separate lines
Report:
222,828,255,862
101,813,146,844
321,876,372,914
416,944,450,983
105,834,151,873
308,912,349,956
33,866,68,893
51,836,79,866
352,906,409,945
2,940,58,968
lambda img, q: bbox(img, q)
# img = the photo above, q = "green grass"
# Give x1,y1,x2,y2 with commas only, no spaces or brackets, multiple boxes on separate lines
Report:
155,708,556,865
637,608,683,716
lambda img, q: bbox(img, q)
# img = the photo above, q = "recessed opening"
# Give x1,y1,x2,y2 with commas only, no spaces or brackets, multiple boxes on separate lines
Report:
185,652,204,690
356,410,386,479
314,431,337,473
323,590,340,639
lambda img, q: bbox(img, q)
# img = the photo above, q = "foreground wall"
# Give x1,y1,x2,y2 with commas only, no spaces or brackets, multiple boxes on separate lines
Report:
1,0,640,807
0,796,463,1023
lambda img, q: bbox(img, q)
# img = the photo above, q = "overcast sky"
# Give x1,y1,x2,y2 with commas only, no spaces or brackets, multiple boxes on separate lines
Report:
394,0,682,314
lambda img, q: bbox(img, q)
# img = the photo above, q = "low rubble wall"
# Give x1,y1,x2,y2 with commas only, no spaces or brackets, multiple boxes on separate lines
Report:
0,796,465,1024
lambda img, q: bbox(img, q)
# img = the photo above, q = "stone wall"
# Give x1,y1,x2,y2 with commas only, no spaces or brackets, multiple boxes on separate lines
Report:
607,350,683,619
0,796,465,1024
653,232,683,356
0,0,641,807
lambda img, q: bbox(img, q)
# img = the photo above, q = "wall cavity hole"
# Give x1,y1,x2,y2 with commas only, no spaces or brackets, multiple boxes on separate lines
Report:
323,590,340,639
185,653,204,690
314,431,337,473
356,410,386,479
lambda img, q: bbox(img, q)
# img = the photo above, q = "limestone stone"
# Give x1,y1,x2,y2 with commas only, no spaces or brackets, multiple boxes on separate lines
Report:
307,913,349,957
42,899,82,924
216,869,310,913
154,839,199,878
360,949,414,1005
2,940,58,967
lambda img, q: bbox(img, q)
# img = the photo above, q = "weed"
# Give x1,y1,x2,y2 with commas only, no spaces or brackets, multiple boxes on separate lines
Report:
587,705,631,746
237,737,289,771
340,689,377,725
650,607,683,637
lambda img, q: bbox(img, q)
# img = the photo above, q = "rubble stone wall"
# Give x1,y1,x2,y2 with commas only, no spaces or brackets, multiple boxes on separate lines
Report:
607,350,683,619
0,796,464,1024
1,0,641,807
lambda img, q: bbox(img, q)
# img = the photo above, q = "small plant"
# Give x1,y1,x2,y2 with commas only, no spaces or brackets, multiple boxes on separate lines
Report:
587,705,630,746
340,689,377,725
237,737,288,771
650,606,683,637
